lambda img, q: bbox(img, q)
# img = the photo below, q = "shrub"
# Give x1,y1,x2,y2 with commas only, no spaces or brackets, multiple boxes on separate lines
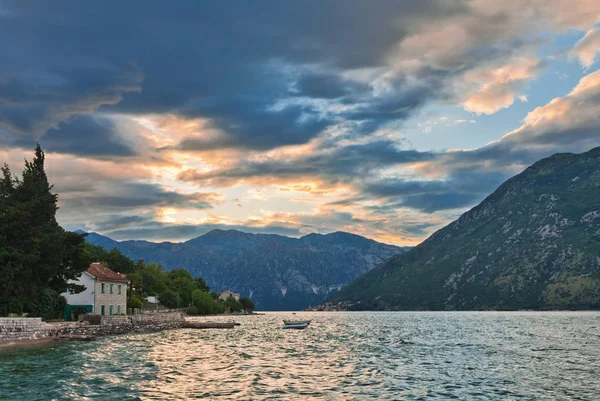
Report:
127,294,144,309
72,306,89,320
186,305,200,315
9,297,25,315
214,302,226,314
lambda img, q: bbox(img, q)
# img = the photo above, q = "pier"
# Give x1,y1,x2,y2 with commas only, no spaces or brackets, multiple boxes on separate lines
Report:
182,321,237,329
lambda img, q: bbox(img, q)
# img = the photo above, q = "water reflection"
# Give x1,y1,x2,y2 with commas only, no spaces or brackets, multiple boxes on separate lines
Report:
0,312,599,400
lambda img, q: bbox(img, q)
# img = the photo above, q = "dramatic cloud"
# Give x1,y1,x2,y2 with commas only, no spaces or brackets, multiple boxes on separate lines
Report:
421,69,600,177
1,1,600,245
177,141,434,188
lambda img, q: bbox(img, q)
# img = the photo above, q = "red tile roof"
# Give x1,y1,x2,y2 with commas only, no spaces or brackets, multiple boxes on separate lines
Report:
87,262,128,282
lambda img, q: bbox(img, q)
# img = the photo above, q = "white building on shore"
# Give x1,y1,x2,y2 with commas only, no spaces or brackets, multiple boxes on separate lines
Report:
62,263,128,320
219,290,240,301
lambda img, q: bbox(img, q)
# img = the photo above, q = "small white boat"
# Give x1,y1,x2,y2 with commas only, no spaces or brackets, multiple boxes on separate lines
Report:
283,319,311,326
283,323,309,330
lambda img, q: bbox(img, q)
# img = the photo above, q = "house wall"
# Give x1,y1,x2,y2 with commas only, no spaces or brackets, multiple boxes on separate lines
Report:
62,272,95,310
94,279,127,316
219,290,240,301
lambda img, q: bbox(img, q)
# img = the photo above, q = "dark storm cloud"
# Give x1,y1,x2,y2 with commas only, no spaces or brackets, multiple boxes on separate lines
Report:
60,182,220,210
92,215,157,232
398,193,480,213
295,72,360,99
357,171,509,212
0,0,466,153
0,62,142,135
13,115,137,157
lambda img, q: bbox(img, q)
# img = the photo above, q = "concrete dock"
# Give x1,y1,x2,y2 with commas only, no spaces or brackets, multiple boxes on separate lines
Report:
182,321,237,329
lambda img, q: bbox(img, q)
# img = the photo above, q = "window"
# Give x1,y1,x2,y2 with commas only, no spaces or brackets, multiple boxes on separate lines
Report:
101,305,105,316
117,305,121,315
101,283,105,293
118,285,122,295
110,284,114,294
109,305,113,315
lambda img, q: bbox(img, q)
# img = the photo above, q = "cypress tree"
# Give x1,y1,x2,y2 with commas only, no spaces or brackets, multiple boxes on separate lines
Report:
0,143,89,317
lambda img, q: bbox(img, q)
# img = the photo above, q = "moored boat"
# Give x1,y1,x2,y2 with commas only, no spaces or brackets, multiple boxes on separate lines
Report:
283,323,309,329
283,319,311,326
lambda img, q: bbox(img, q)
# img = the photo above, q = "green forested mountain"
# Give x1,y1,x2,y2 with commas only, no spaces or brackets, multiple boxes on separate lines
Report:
327,147,600,310
84,230,407,311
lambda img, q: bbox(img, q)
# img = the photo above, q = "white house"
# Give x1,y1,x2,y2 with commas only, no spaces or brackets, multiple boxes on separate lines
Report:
219,290,240,301
63,263,128,320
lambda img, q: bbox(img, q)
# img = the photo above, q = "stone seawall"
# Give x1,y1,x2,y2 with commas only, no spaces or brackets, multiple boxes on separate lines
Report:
0,313,186,344
57,312,185,338
0,318,51,342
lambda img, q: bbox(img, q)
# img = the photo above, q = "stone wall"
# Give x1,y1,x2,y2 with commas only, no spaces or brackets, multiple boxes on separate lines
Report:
100,315,129,325
0,318,50,342
0,313,185,343
57,312,184,338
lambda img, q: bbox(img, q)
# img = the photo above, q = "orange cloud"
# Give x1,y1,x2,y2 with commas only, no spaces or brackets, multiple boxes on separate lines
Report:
462,57,540,114
570,28,600,68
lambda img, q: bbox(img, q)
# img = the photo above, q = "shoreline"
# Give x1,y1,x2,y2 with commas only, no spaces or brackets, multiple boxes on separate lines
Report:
0,337,57,349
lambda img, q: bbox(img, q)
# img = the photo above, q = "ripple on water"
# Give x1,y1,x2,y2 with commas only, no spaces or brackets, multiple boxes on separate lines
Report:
0,312,599,400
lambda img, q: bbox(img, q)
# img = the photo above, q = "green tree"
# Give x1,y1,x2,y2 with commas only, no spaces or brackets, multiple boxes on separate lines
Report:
0,144,89,317
105,249,136,274
194,276,210,293
239,297,255,312
127,294,144,309
142,262,167,296
224,296,243,312
159,288,180,309
168,268,196,306
83,243,136,275
191,289,215,314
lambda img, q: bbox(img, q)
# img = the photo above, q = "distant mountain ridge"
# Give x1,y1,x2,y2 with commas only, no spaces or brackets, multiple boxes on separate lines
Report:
326,147,600,311
83,229,408,310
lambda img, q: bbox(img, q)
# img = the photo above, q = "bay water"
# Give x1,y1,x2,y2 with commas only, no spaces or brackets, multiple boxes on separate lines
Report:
1,312,599,400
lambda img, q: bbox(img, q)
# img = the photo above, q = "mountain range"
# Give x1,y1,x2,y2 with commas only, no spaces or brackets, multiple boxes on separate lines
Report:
325,147,600,310
83,229,407,310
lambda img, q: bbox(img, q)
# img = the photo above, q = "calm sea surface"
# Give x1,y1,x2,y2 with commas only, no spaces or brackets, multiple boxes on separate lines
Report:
1,312,599,400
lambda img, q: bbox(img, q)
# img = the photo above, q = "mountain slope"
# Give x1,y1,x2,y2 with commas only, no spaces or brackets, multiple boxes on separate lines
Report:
328,147,600,310
84,230,407,310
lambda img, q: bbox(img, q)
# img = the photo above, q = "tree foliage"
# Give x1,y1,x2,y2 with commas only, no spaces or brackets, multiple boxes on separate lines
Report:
127,294,144,309
84,243,136,274
158,288,180,309
0,144,89,317
239,297,255,312
191,289,215,314
224,296,243,312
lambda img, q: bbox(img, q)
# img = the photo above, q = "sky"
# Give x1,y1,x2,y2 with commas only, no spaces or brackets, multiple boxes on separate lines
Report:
1,1,600,245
